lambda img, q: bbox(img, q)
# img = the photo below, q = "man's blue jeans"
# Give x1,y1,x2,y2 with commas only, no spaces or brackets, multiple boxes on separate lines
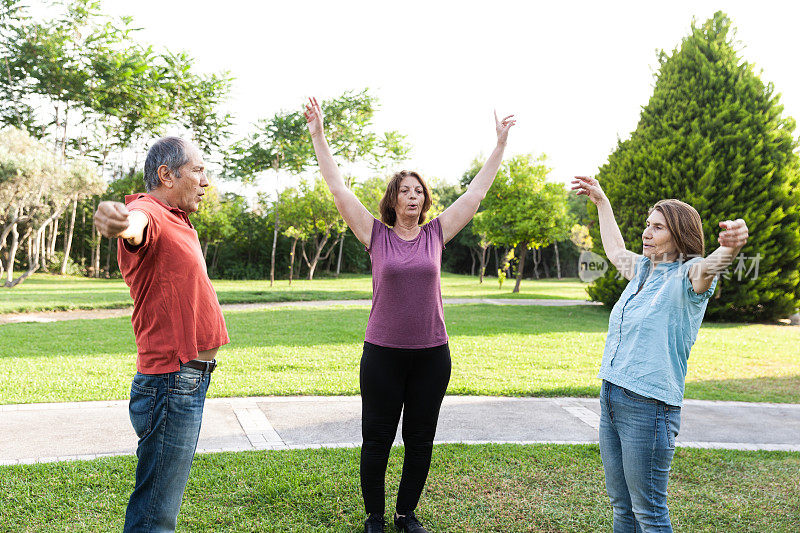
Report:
123,364,211,533
599,380,681,533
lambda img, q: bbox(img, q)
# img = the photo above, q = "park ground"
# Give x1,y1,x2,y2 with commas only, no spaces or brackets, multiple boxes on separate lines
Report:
0,273,798,532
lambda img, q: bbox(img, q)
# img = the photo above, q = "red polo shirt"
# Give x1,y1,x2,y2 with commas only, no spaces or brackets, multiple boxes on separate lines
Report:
118,194,229,374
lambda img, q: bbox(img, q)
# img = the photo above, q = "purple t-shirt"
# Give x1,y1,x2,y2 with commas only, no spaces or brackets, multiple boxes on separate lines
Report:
364,217,448,349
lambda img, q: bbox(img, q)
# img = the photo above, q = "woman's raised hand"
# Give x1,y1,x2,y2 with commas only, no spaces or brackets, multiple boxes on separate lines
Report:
571,176,607,206
495,110,516,145
717,219,748,249
304,97,324,137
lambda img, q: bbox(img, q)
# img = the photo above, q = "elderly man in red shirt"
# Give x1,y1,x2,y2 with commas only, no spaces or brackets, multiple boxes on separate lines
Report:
94,137,229,533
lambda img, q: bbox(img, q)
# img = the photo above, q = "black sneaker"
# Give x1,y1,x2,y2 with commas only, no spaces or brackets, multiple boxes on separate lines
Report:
393,511,430,533
364,513,386,533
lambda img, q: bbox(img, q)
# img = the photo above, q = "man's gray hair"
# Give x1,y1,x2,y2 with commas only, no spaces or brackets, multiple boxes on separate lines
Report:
143,137,190,192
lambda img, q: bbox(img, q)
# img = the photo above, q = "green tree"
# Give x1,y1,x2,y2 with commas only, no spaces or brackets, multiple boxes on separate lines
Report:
297,178,346,281
191,185,238,267
0,0,36,131
277,186,310,285
459,157,492,281
475,154,571,293
227,109,310,285
353,175,385,217
0,0,232,277
0,126,103,286
586,12,800,320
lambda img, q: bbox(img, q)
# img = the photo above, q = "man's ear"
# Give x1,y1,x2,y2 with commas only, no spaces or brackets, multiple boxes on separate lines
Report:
157,165,174,189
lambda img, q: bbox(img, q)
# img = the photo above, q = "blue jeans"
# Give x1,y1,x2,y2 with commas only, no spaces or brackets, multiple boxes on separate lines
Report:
599,380,681,533
123,365,211,533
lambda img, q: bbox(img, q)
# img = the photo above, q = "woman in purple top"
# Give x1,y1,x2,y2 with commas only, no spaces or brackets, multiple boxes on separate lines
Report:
306,97,515,533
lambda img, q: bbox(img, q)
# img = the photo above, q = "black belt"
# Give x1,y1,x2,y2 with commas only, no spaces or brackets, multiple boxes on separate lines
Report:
183,359,217,373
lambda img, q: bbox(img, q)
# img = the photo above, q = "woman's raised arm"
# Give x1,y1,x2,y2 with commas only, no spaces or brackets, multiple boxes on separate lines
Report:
305,97,375,247
437,111,515,244
571,176,640,280
688,219,748,294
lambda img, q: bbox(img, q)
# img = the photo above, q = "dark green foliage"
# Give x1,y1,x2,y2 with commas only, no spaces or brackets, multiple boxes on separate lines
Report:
587,12,800,321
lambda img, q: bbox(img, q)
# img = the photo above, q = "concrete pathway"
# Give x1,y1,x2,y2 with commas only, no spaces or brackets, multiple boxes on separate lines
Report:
0,298,599,325
1,396,798,465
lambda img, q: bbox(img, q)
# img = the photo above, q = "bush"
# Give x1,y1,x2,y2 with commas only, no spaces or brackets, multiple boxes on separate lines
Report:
587,12,800,321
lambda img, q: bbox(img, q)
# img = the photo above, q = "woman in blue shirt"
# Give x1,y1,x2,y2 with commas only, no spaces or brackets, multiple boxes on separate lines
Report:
572,176,749,533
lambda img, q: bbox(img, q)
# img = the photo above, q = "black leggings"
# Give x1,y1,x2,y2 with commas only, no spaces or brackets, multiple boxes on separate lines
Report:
360,341,451,515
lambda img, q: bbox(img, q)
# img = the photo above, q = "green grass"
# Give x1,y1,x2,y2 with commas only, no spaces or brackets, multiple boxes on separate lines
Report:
0,444,797,532
0,273,588,313
1,305,797,404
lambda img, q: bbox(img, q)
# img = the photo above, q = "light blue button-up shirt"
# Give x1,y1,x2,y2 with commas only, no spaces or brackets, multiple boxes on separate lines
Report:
598,255,717,406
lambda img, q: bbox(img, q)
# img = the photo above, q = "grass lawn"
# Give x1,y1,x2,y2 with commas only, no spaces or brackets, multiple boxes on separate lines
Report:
0,272,588,313
0,444,797,532
1,305,797,404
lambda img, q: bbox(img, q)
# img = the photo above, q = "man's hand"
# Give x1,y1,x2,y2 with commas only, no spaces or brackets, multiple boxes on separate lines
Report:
94,201,148,246
94,201,131,238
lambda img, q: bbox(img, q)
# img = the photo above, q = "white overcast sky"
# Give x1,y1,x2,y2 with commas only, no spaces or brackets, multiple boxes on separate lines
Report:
96,0,800,193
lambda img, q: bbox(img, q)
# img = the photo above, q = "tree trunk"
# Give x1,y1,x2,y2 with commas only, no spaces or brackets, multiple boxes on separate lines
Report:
6,210,60,287
48,216,59,260
79,201,86,268
52,104,60,155
532,247,541,280
542,251,550,278
105,236,113,277
26,231,32,268
202,240,210,260
61,106,69,163
302,234,339,281
306,235,329,281
92,214,101,278
211,244,220,273
493,247,499,277
60,198,77,275
513,245,528,293
479,245,488,284
554,241,562,279
298,241,307,279
5,221,19,284
288,238,298,286
39,232,47,271
270,205,279,287
335,231,345,277
469,248,476,277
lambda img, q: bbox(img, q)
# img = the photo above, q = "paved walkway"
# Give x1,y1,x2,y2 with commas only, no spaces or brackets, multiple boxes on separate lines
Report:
3,300,796,465
2,395,798,465
0,298,599,325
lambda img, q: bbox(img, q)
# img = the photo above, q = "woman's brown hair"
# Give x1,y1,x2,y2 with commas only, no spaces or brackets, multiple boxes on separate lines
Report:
649,199,705,259
379,170,432,226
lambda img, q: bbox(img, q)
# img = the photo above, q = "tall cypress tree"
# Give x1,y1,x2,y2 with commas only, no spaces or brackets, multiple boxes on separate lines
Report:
586,11,800,321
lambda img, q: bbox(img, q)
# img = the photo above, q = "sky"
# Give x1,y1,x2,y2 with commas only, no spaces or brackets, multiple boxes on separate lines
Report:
94,0,800,195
